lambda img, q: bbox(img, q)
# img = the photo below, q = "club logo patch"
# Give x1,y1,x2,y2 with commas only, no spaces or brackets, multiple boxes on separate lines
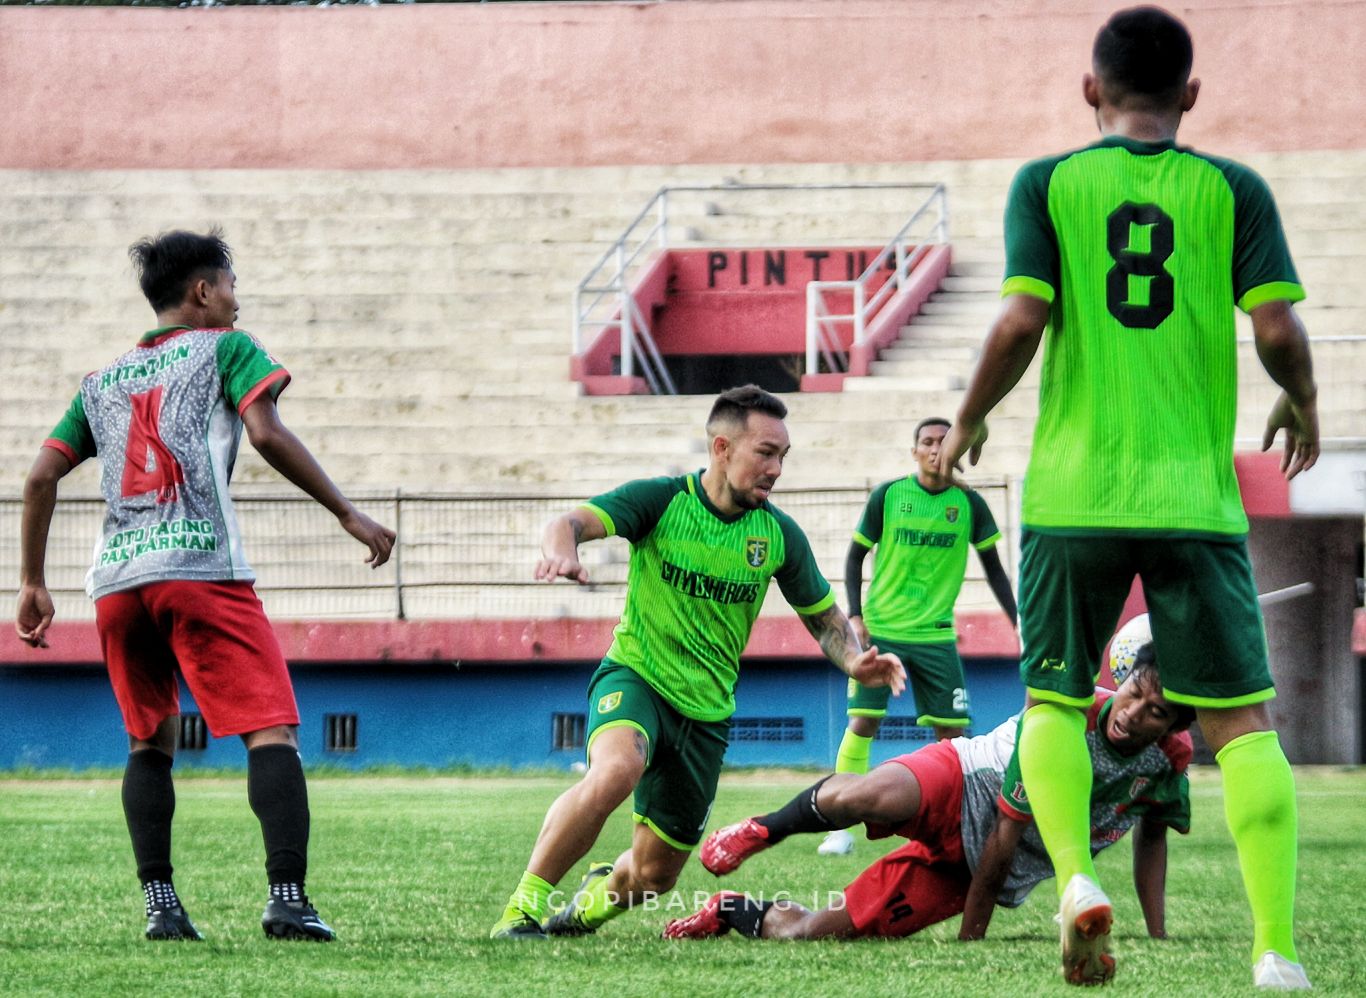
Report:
945,506,960,523
744,537,769,569
597,691,622,714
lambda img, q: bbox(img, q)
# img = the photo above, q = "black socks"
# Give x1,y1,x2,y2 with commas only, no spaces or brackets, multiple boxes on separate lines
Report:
123,748,175,885
247,744,311,886
754,775,838,844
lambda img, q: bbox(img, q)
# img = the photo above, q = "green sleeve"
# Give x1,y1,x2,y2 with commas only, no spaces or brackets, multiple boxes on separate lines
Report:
998,732,1032,820
1141,771,1192,835
45,391,96,463
581,475,682,543
774,512,835,615
853,481,891,548
1216,159,1306,312
966,488,1001,550
1001,156,1063,303
216,330,289,413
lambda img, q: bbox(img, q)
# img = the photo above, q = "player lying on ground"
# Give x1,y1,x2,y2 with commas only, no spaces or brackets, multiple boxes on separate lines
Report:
665,646,1191,944
488,385,905,940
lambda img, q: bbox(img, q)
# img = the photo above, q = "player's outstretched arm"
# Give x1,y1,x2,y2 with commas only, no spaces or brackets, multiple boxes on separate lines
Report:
242,395,396,567
959,810,1026,940
939,294,1050,476
535,508,607,584
799,604,905,694
976,546,1018,629
1132,816,1169,939
16,448,73,648
1251,300,1319,480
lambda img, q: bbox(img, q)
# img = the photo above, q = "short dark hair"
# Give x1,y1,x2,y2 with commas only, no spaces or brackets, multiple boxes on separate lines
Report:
1093,6,1193,108
706,384,787,436
1129,643,1196,732
913,416,950,444
129,228,233,313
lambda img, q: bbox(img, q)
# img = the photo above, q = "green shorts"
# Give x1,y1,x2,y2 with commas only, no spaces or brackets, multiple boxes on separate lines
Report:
847,638,968,728
1017,529,1273,708
585,660,730,850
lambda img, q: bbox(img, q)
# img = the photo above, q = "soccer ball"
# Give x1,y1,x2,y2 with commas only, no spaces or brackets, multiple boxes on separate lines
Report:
1108,613,1152,685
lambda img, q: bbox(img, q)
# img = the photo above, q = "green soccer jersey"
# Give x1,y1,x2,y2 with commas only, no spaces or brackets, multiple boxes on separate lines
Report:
1003,135,1304,535
854,476,1000,643
583,472,834,722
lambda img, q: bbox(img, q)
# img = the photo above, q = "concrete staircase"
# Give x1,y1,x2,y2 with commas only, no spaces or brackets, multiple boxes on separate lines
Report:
1,150,1361,621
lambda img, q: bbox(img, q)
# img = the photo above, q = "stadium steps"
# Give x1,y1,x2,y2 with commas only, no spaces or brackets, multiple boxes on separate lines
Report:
1,151,1363,505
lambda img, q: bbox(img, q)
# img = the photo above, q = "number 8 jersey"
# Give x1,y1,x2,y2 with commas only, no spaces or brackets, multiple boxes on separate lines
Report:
43,326,290,599
1002,135,1304,535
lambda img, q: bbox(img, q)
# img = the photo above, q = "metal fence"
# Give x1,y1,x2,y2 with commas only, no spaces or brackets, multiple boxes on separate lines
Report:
0,481,1016,623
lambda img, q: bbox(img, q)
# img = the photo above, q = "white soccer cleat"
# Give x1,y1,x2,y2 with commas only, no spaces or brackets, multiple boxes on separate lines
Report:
1059,874,1115,986
816,828,854,855
1253,952,1311,990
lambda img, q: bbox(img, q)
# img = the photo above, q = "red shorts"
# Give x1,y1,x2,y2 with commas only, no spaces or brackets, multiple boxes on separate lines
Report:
843,740,972,937
95,579,299,740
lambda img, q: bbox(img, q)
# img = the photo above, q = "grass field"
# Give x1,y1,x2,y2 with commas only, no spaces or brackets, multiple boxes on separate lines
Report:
1,767,1362,997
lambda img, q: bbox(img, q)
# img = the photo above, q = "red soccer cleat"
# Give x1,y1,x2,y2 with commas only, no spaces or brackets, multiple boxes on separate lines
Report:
699,818,771,875
662,891,745,940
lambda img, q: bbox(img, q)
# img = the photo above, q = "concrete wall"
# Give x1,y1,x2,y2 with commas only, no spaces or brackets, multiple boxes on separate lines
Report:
1,1,1362,171
0,656,1023,771
1249,516,1364,765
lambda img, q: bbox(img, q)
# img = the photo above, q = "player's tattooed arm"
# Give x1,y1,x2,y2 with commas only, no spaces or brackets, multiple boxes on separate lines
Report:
802,605,906,694
535,508,607,584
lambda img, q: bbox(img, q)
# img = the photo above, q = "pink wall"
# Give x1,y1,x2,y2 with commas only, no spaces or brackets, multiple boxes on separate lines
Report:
1,1,1361,170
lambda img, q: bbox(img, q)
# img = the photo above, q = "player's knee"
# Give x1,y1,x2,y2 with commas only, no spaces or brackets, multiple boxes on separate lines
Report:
835,772,911,825
578,759,640,808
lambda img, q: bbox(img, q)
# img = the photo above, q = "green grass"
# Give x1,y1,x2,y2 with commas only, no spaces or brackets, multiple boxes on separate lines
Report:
1,768,1361,996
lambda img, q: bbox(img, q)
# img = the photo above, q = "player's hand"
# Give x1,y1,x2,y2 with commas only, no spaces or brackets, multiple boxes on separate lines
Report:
535,551,590,585
1261,391,1319,480
340,509,396,568
848,614,871,648
15,584,55,649
846,646,905,696
938,419,988,477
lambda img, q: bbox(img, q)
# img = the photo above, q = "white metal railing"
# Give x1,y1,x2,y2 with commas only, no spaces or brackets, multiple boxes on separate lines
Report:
805,184,949,376
573,182,950,393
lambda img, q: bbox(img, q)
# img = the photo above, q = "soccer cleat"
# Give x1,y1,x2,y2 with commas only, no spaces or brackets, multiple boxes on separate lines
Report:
700,818,772,875
1253,951,1312,990
662,891,745,940
489,908,547,940
262,897,336,942
544,861,613,936
817,828,855,856
145,905,204,941
1059,874,1115,986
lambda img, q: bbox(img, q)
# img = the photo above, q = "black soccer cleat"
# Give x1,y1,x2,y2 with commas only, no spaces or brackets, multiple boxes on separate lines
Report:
145,905,205,941
544,861,614,937
262,897,336,941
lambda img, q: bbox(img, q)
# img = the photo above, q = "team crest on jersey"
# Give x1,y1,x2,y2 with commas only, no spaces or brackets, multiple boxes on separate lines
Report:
597,691,622,714
945,506,960,523
744,537,769,569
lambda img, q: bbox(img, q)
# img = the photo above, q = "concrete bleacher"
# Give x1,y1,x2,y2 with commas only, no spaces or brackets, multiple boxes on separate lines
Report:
2,150,1362,621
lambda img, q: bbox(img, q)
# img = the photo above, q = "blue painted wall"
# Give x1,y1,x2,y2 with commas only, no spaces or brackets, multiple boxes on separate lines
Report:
0,658,1024,771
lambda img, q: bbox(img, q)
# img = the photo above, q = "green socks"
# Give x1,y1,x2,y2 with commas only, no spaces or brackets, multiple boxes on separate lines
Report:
835,729,873,775
504,870,554,923
1217,730,1299,964
572,868,629,931
1018,703,1097,896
